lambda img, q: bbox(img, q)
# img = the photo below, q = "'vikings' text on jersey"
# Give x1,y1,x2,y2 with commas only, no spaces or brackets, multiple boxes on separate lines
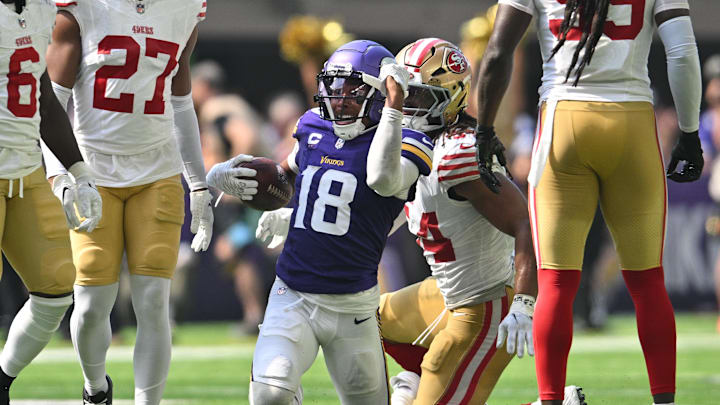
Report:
276,109,432,294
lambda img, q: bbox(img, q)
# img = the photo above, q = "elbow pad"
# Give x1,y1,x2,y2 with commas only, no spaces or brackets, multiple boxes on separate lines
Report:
658,16,701,132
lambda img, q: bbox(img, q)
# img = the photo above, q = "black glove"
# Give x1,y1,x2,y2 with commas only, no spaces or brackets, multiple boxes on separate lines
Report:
667,130,704,183
475,125,509,193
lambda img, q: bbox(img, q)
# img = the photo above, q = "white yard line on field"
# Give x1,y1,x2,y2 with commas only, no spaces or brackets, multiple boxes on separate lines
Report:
33,345,255,363
31,332,719,363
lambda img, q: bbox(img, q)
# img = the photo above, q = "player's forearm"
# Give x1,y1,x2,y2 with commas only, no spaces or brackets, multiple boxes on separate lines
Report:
512,222,538,298
475,4,531,127
658,16,701,132
171,94,207,191
39,74,82,170
366,107,404,196
475,47,514,127
46,11,82,89
281,145,299,185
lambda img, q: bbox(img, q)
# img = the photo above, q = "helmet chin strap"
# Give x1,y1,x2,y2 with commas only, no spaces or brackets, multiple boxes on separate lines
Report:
403,115,429,132
333,120,367,141
403,113,444,134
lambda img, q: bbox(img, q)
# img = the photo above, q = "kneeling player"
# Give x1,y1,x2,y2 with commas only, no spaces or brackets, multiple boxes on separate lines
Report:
209,40,432,404
379,39,585,405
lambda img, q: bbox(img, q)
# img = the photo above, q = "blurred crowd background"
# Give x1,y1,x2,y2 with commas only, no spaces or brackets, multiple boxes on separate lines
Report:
2,0,720,338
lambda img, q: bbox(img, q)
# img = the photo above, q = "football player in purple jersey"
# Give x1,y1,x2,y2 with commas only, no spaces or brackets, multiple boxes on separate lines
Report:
208,40,433,404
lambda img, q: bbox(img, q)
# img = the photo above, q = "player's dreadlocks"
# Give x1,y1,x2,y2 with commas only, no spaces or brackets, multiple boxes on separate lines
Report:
548,0,610,86
14,0,26,14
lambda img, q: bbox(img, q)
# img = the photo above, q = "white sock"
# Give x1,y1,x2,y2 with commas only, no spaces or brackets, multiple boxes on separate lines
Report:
0,294,72,376
131,274,172,405
71,283,119,395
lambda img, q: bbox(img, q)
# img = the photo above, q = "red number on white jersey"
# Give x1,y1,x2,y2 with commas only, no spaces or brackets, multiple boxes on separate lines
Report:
7,47,40,118
417,212,456,263
550,0,645,41
93,35,179,114
144,38,179,114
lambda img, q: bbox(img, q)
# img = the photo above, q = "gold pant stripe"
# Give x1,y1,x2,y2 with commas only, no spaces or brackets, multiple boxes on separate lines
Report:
530,101,666,270
437,296,509,404
379,278,514,404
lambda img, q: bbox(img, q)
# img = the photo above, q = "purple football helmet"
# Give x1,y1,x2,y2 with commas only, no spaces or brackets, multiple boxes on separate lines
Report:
316,40,394,140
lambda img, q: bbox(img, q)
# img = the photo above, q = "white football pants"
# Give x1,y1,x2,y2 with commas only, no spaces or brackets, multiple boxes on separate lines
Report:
251,278,389,405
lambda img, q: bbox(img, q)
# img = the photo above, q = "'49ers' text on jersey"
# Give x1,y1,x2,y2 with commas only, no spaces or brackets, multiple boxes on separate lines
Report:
405,128,514,309
0,0,56,178
55,0,206,155
276,109,433,295
498,0,688,102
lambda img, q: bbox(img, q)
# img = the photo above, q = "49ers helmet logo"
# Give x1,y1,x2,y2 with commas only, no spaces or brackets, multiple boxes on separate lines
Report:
446,50,468,74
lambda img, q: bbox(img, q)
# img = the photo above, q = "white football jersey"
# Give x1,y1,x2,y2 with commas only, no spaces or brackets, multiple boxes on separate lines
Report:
55,0,206,186
0,0,56,178
499,0,689,102
405,129,514,309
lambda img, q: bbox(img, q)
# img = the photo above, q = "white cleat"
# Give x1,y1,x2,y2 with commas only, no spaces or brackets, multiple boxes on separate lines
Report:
389,371,420,405
562,386,587,405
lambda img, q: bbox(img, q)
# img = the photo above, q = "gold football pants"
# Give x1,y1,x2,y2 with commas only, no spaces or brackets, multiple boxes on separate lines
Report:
380,278,513,404
530,101,666,271
71,175,185,286
0,168,75,295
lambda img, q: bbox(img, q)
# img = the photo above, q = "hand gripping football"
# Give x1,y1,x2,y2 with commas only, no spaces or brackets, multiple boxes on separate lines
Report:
235,157,293,211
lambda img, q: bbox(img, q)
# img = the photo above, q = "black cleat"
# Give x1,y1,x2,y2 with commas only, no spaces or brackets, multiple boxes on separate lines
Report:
82,375,113,404
0,367,15,405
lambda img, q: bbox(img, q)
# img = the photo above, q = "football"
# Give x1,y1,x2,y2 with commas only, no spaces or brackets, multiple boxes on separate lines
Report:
235,157,294,211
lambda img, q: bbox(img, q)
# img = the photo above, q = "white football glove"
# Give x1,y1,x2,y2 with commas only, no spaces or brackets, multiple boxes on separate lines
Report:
255,207,292,249
363,59,410,98
497,294,535,358
206,154,258,201
189,189,214,252
51,174,79,229
377,61,410,98
52,162,103,232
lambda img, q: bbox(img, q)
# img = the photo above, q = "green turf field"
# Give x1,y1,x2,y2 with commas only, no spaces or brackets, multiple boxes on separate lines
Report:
6,313,719,404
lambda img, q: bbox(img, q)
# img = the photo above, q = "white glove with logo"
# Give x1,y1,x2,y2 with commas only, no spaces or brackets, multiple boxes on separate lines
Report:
497,294,535,358
207,154,258,201
52,162,103,232
377,61,410,98
189,189,214,252
363,59,410,98
255,207,292,249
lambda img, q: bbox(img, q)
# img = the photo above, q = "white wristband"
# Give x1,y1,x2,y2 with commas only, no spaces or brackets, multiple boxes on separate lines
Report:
68,161,94,183
510,294,535,319
51,81,72,110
